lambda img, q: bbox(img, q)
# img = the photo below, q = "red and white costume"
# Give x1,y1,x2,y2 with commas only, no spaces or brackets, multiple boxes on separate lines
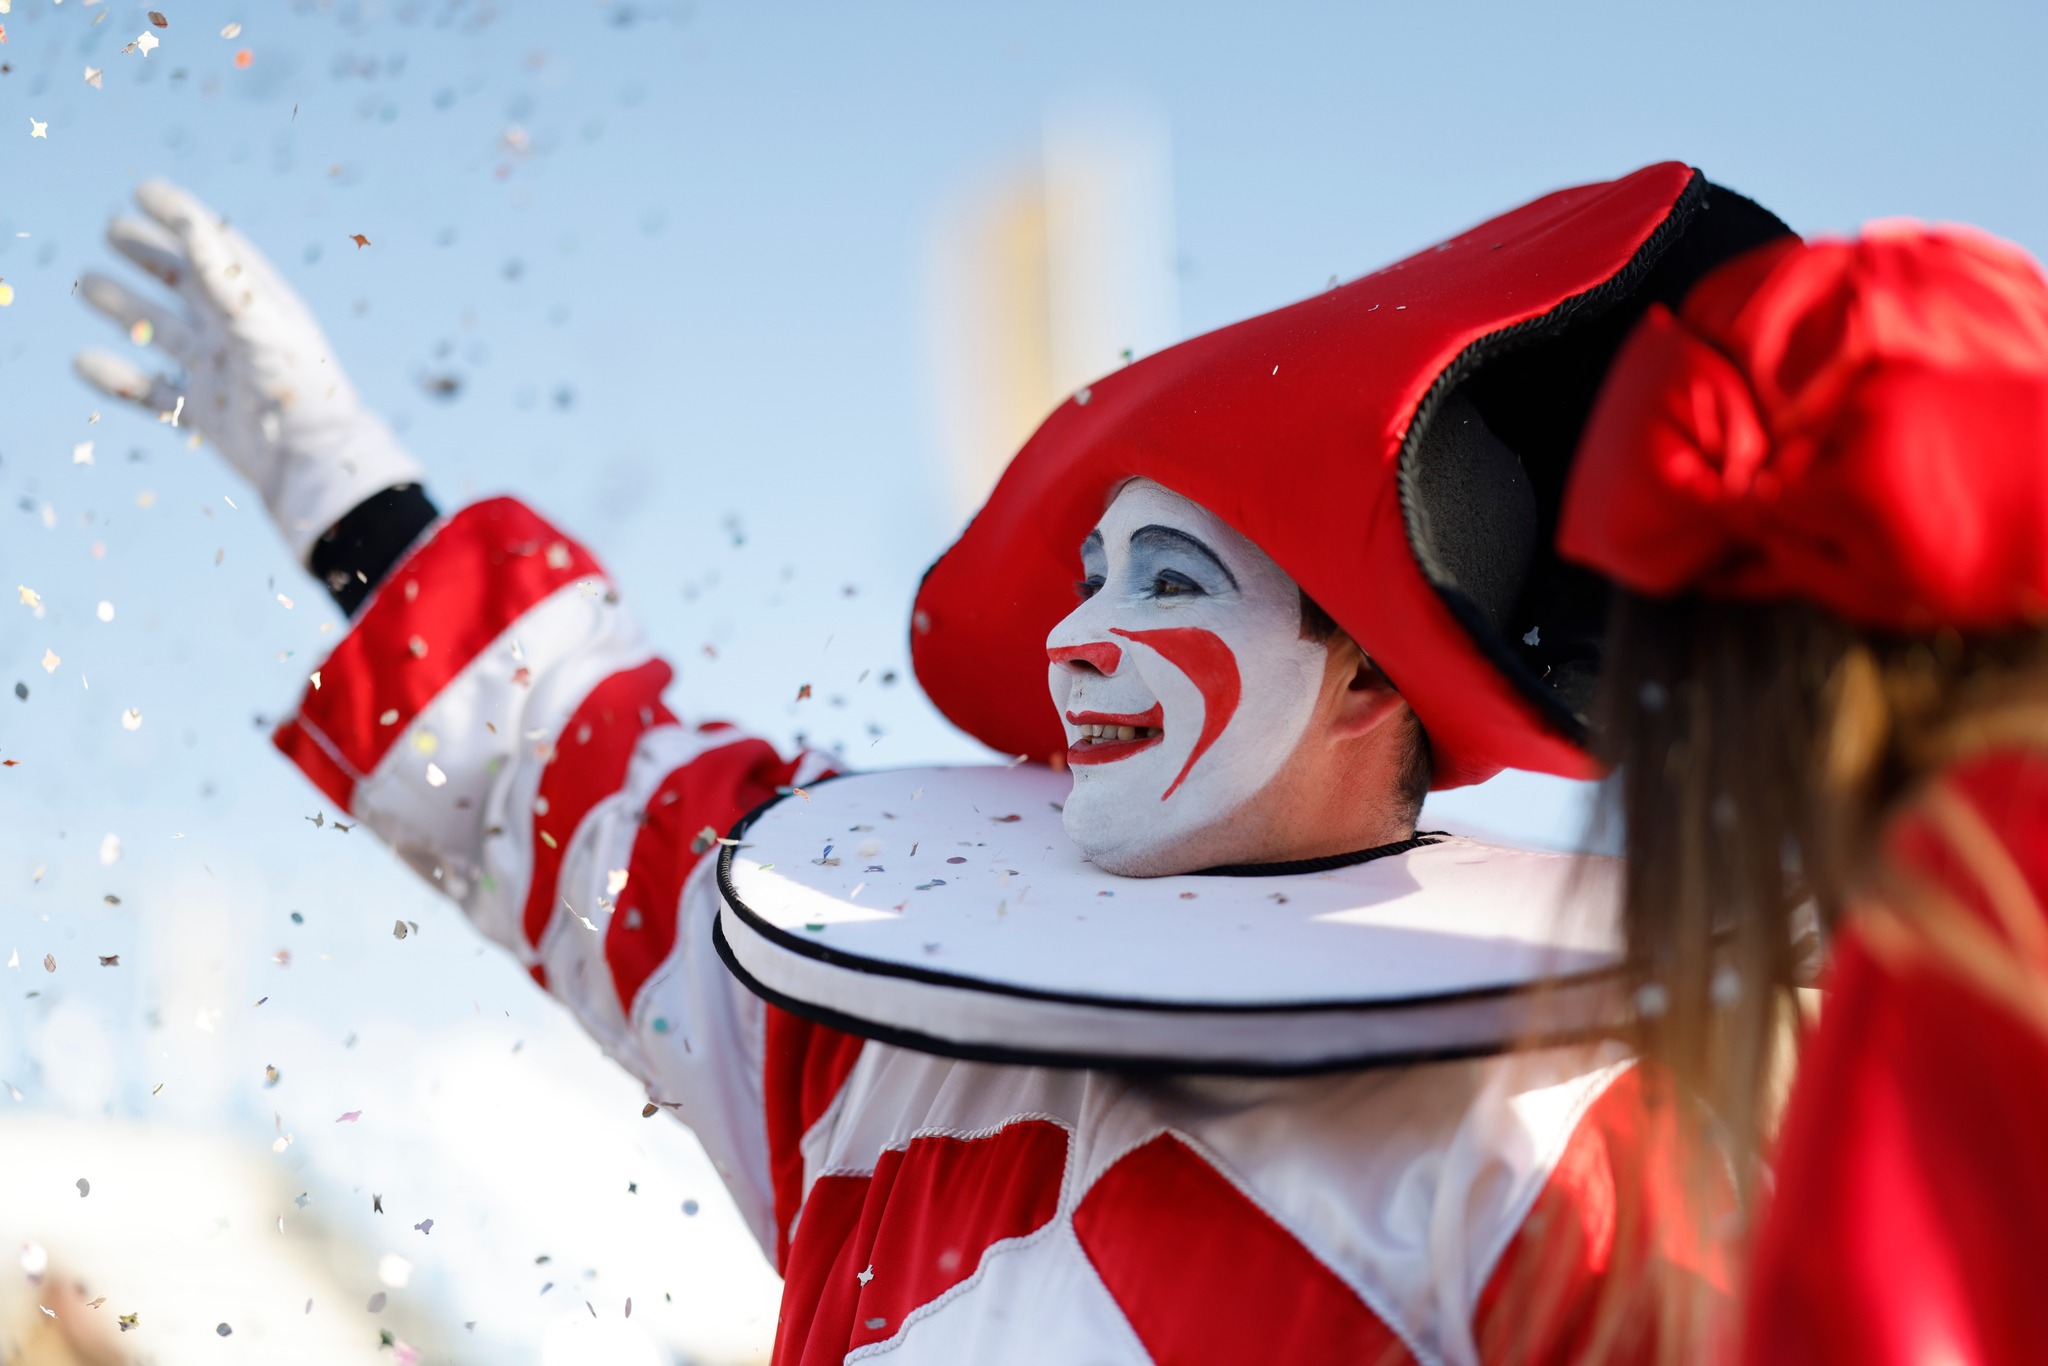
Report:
274,497,1713,1365
242,162,1798,1362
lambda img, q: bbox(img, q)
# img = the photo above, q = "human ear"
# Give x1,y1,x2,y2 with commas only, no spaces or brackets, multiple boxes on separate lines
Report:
1327,640,1409,741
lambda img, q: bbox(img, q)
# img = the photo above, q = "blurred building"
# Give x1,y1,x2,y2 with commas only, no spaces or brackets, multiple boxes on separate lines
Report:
927,99,1180,521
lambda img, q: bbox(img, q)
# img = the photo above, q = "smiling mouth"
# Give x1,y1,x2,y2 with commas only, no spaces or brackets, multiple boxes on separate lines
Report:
1065,705,1165,765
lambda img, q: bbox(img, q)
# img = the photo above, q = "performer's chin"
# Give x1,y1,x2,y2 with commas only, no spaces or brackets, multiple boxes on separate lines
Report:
1062,775,1227,878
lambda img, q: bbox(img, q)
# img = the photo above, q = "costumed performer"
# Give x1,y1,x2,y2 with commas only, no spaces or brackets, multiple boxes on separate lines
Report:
78,162,1788,1365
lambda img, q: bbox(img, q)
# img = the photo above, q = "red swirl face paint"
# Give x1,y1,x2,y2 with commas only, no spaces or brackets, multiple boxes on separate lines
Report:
1107,627,1238,799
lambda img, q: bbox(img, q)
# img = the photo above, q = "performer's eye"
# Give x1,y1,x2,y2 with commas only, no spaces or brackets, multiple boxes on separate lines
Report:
1151,569,1204,598
1075,574,1105,600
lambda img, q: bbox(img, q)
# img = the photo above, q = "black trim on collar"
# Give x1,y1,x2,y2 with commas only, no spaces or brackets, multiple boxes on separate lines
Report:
1192,832,1446,878
711,911,1621,1077
715,790,1623,1015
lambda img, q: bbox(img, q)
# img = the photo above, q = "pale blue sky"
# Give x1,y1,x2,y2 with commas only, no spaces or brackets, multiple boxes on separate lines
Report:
2,2,2044,1360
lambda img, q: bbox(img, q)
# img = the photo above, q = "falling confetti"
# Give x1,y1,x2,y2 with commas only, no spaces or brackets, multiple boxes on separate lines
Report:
97,601,114,622
234,48,253,69
28,117,46,139
121,709,142,731
40,650,58,674
135,32,159,56
98,955,119,967
71,442,93,465
129,318,153,346
220,22,242,38
99,833,120,865
148,10,168,26
0,283,12,307
76,1178,89,1197
17,586,39,608
42,954,55,973
83,66,101,88
351,234,372,249
414,1218,434,1235
335,1110,362,1123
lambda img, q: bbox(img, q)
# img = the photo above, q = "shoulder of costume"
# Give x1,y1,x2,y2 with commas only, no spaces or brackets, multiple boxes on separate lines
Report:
715,766,1626,1075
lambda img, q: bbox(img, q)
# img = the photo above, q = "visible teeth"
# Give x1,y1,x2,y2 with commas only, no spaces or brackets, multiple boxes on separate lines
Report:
1075,723,1160,743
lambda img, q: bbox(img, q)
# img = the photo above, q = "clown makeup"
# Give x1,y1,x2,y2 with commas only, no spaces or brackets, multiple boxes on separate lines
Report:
1046,480,1330,874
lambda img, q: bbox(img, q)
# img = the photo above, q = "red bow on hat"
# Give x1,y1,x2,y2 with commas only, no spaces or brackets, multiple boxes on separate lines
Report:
1560,224,2048,631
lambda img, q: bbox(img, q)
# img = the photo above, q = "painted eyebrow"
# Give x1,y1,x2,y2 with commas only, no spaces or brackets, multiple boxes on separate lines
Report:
1129,524,1239,590
1078,529,1105,561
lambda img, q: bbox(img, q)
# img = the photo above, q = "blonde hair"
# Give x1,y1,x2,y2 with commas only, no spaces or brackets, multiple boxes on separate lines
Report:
1583,590,2048,1360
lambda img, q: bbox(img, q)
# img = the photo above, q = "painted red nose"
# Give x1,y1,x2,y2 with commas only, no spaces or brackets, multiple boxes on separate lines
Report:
1048,641,1123,675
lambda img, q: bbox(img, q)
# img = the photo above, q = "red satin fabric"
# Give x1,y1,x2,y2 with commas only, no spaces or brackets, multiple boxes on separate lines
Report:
1744,747,2048,1364
1561,226,2048,630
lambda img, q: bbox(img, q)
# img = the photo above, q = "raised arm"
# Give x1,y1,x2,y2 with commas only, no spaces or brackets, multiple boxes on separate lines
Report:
76,181,838,1257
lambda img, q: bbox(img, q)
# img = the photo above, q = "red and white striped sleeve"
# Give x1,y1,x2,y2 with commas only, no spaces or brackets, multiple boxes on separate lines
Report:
272,497,836,1252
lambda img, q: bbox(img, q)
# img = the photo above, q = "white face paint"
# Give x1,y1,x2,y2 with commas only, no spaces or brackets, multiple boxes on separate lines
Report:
1046,480,1330,873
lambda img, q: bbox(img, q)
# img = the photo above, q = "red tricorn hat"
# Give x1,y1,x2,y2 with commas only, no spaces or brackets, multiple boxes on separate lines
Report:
911,162,1793,788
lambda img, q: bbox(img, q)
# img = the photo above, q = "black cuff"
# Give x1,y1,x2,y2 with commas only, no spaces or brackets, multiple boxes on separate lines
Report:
310,484,440,616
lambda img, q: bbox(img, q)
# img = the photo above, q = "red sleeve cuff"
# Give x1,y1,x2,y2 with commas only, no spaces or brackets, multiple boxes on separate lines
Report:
271,497,604,809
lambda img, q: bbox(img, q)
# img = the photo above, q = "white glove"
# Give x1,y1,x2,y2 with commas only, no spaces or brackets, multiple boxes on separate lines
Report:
75,179,425,566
